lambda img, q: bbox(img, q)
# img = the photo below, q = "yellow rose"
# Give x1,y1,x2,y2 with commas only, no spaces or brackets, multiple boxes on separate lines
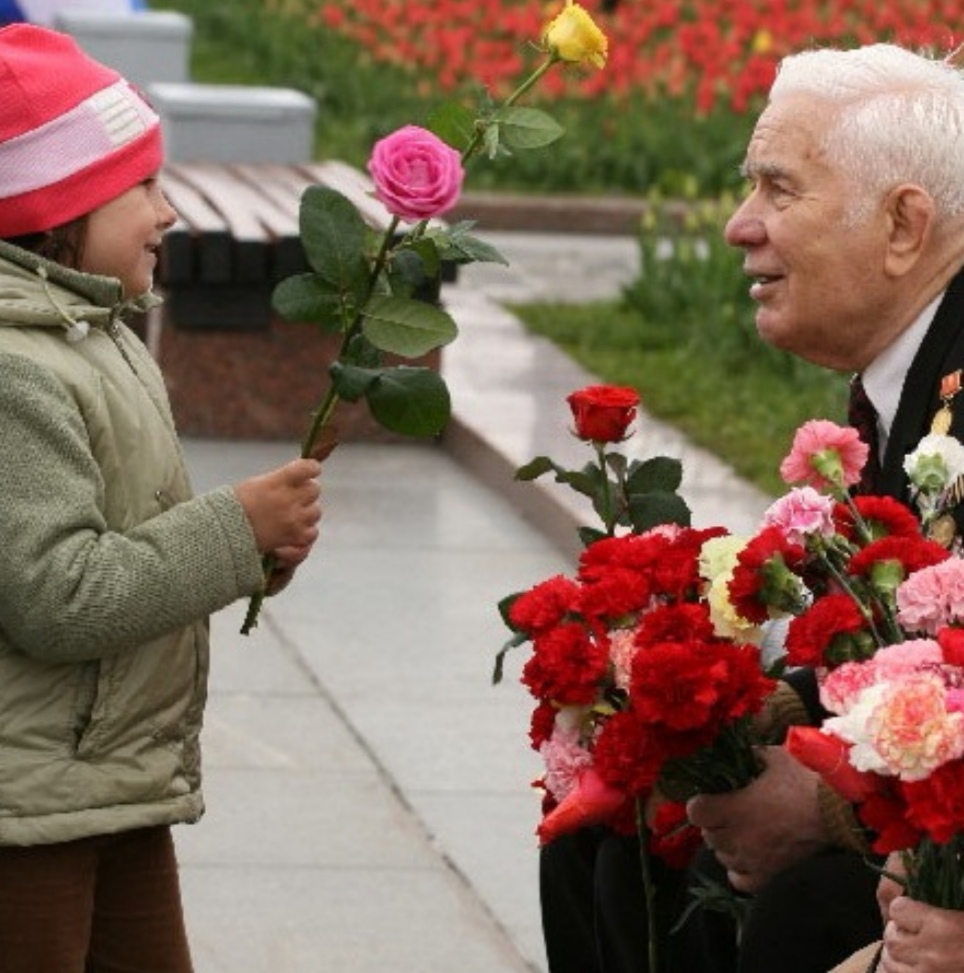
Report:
542,0,608,70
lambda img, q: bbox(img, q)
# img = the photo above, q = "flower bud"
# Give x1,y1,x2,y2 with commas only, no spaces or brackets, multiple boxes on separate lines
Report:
542,1,608,69
566,384,640,443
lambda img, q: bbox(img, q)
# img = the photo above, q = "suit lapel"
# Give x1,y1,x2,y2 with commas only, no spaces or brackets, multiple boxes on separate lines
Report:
879,268,964,500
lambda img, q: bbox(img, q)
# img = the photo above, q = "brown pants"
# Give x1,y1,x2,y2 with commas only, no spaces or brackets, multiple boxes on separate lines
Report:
0,825,194,973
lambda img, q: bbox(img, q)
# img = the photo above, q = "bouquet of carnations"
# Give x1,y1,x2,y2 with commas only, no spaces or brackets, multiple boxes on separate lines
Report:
496,385,778,853
714,416,964,909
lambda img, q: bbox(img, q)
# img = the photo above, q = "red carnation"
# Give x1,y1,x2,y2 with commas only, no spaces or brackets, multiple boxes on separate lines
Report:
938,627,964,667
847,535,950,584
903,761,964,844
858,788,921,854
833,495,921,541
529,700,558,751
509,575,580,636
727,526,806,623
592,709,663,795
634,602,716,647
785,594,872,667
576,565,652,621
521,622,609,705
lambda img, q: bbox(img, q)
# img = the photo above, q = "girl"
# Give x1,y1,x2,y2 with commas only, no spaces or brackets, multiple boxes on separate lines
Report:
0,23,322,971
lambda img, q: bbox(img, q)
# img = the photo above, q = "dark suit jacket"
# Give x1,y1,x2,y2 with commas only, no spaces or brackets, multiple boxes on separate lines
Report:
790,265,964,726
879,265,964,517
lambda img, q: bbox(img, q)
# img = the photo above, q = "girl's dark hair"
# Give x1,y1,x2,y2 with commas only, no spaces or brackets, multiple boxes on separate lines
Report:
4,216,87,268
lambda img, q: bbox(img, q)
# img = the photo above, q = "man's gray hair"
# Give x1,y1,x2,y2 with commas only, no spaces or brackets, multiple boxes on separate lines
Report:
771,44,964,223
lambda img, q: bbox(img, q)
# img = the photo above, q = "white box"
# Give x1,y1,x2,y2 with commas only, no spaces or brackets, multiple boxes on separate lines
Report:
147,82,318,164
52,10,192,88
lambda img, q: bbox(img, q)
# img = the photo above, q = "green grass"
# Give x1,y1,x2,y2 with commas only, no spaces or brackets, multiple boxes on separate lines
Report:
510,300,848,498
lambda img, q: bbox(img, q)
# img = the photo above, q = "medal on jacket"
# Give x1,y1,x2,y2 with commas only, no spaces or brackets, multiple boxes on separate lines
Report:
931,370,962,434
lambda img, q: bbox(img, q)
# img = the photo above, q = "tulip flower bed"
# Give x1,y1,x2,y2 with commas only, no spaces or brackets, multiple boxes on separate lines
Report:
317,0,959,113
160,0,962,197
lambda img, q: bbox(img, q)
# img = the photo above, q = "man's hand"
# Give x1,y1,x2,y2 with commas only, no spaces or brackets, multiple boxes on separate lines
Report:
879,896,964,972
686,745,830,892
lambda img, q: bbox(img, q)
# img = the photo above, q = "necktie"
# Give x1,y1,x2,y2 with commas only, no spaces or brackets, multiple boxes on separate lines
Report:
847,374,882,494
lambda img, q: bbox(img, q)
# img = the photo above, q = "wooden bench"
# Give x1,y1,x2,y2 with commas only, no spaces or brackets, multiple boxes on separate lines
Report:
158,160,455,330
153,161,456,441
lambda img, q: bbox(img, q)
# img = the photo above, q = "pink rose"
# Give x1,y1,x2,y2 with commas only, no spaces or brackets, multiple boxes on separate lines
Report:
367,125,464,222
763,486,837,545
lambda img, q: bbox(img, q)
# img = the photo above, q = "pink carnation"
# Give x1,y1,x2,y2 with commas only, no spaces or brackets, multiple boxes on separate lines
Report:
779,420,869,491
540,721,594,803
367,125,464,222
763,486,837,546
608,628,638,691
820,639,944,713
897,559,964,636
868,674,964,781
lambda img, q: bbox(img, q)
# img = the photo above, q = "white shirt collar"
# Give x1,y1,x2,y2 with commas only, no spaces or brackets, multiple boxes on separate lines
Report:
862,292,943,454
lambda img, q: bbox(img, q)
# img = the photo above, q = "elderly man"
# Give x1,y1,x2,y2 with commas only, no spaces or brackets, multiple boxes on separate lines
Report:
690,41,964,973
541,41,964,973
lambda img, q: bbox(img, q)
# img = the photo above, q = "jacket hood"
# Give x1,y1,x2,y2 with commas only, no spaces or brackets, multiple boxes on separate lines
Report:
0,239,159,340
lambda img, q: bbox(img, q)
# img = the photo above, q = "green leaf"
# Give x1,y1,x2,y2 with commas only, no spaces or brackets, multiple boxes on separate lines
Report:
339,332,382,368
390,239,442,294
362,295,458,357
515,456,558,481
329,362,379,402
492,629,528,686
605,452,629,478
497,106,565,151
556,469,602,499
366,366,451,437
626,456,684,494
271,273,345,332
299,185,371,294
426,101,476,150
578,525,608,547
627,491,692,532
435,225,508,266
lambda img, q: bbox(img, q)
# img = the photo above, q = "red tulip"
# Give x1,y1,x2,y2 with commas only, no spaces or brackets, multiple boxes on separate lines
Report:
785,727,881,803
536,767,628,845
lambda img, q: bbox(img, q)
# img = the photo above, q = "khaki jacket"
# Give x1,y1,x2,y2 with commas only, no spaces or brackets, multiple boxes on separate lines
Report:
0,242,264,845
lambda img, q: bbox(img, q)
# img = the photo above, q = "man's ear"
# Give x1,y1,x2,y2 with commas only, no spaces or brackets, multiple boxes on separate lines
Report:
883,184,934,277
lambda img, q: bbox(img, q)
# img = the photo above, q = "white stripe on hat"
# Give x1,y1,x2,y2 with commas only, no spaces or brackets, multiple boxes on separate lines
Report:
0,79,159,200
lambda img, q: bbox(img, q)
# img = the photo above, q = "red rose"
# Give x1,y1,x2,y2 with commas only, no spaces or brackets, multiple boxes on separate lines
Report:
567,384,641,443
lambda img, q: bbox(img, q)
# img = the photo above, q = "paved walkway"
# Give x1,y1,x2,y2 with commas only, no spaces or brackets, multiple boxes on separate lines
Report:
174,231,772,972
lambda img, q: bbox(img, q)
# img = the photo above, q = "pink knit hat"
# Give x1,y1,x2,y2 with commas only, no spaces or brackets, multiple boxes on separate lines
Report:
0,23,163,237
